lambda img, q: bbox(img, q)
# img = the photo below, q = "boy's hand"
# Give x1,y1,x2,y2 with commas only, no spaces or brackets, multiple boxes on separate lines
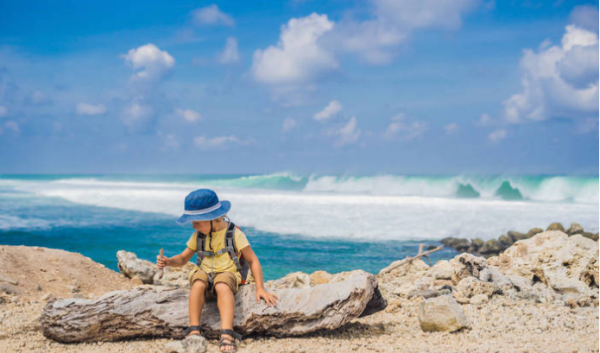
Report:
156,255,168,269
256,287,278,306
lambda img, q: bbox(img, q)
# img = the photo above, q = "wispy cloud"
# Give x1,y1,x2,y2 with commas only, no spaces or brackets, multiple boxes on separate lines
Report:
175,108,202,123
488,128,507,143
192,5,235,27
194,135,246,149
314,100,342,121
282,117,298,133
76,103,106,116
330,116,360,147
218,37,240,64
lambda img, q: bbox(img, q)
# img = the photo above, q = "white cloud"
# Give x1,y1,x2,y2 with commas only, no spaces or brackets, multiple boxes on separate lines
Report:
175,108,202,123
331,116,361,147
445,123,459,135
122,44,175,82
314,100,342,121
194,135,242,149
477,113,492,126
333,0,480,64
218,37,240,64
488,128,507,143
282,117,298,133
503,24,598,123
0,106,7,117
252,13,337,85
569,5,599,32
192,5,234,27
383,113,426,140
122,102,153,129
76,103,106,116
5,120,19,133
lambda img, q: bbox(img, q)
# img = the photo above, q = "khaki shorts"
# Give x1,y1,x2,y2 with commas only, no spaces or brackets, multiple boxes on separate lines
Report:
189,269,238,296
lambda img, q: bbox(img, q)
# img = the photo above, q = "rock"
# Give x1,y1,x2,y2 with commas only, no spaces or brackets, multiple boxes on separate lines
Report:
508,231,528,242
153,263,196,288
566,223,584,236
266,272,311,290
455,277,501,298
430,260,453,280
546,223,565,232
581,232,597,241
131,276,144,286
41,293,56,302
0,275,19,286
469,294,489,305
408,289,442,299
471,238,484,249
526,228,544,238
40,270,385,342
488,231,598,301
165,335,208,353
418,295,471,332
35,284,42,291
479,239,502,256
446,238,470,252
116,250,158,284
0,283,20,295
309,271,333,285
449,253,489,284
498,234,513,247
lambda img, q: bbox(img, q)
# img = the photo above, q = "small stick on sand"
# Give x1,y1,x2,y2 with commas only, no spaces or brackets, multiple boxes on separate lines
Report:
379,244,443,275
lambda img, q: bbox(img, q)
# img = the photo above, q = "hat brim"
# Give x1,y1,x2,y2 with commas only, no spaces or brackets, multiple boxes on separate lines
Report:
176,200,231,224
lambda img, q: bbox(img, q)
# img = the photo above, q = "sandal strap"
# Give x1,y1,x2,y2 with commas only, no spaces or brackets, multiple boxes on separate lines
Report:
183,326,202,335
221,329,242,340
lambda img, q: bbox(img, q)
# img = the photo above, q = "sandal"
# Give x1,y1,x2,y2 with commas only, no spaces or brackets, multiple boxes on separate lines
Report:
219,329,242,352
183,325,202,337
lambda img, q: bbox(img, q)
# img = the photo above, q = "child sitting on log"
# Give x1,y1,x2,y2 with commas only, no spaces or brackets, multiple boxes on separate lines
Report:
157,189,278,352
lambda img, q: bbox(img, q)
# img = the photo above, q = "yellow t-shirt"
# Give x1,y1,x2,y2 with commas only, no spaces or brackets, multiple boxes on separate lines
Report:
186,226,250,284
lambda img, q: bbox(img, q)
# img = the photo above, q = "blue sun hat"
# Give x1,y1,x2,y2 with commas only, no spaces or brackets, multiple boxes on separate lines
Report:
176,189,231,224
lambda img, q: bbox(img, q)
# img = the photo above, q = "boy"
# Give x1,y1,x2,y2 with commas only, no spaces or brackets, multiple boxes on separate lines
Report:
157,189,277,353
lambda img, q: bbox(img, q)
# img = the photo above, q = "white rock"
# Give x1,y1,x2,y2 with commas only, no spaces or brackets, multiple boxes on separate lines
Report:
469,294,489,305
418,295,471,332
165,335,208,353
430,260,453,280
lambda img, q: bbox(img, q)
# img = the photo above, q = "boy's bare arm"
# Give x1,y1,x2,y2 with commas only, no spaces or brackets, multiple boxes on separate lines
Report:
241,246,278,306
157,248,195,268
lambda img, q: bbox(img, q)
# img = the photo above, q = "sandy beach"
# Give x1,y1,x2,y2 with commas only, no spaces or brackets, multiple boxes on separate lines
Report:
1,229,598,353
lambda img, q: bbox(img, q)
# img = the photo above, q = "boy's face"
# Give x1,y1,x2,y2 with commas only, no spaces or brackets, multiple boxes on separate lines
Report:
191,220,211,234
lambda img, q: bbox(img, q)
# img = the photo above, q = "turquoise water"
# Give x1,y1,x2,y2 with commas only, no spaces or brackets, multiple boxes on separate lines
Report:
0,173,597,279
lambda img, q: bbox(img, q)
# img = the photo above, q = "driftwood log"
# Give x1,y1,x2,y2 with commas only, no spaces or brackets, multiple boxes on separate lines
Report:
379,245,443,275
40,270,385,343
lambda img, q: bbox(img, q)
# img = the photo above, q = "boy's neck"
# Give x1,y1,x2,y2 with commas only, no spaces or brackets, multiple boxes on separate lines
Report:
210,220,229,233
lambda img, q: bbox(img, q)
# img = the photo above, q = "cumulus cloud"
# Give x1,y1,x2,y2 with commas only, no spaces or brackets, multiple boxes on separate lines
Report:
488,128,507,143
175,108,202,123
218,37,240,64
76,102,106,116
383,113,426,140
314,100,342,121
0,105,7,117
332,0,480,64
252,13,337,85
330,116,360,147
503,23,598,124
282,117,298,133
445,123,459,135
192,5,234,27
194,135,242,149
569,5,599,32
122,44,175,83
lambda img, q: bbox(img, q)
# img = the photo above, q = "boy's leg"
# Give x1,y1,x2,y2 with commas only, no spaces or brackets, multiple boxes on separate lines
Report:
188,270,209,335
213,273,238,352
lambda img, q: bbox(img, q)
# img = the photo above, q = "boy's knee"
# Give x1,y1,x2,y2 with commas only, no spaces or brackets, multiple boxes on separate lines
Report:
191,279,207,291
214,282,232,294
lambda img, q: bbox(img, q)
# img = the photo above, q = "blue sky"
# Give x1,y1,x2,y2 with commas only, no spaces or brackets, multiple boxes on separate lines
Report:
0,0,598,175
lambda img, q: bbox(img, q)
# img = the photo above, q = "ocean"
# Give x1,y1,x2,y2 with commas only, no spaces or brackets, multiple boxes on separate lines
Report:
0,173,597,280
